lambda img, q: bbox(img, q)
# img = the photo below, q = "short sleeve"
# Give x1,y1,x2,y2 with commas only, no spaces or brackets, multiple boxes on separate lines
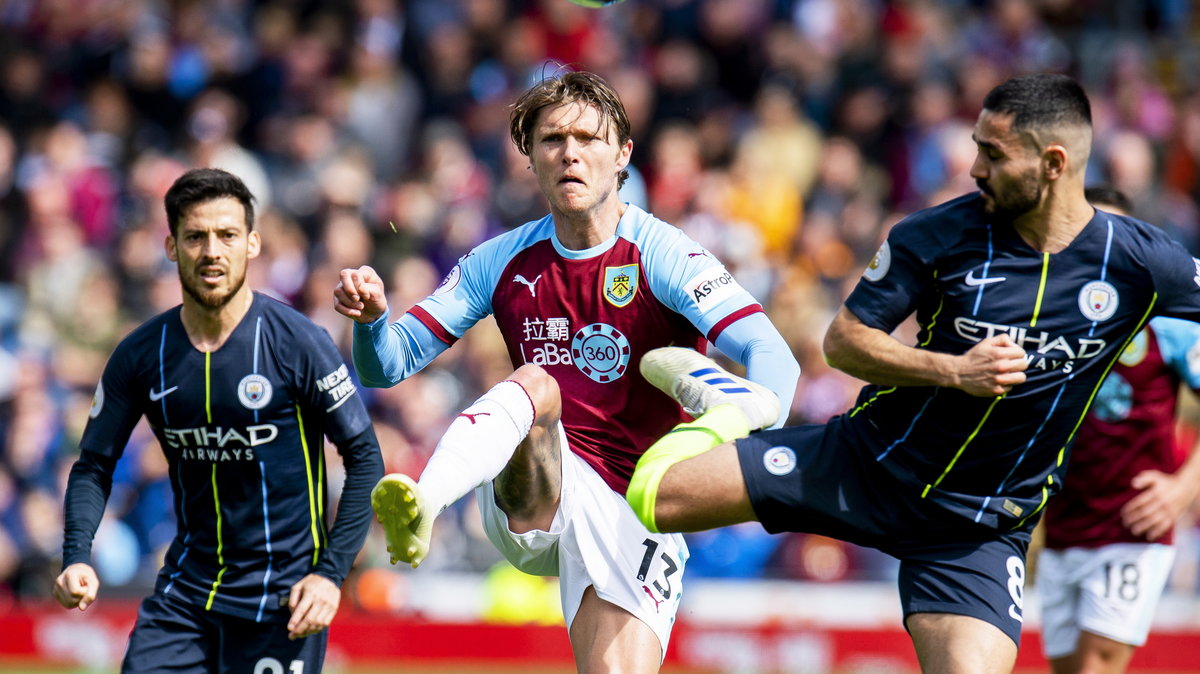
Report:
1148,239,1200,323
844,217,936,333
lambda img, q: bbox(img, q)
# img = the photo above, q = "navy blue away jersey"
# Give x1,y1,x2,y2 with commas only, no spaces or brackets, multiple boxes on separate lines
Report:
80,293,373,622
842,194,1200,530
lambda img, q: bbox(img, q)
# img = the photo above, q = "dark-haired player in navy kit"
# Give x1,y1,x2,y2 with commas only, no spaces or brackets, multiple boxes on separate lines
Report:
625,73,1200,674
53,168,384,673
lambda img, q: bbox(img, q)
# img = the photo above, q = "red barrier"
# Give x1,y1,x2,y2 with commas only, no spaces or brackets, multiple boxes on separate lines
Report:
3,602,1198,672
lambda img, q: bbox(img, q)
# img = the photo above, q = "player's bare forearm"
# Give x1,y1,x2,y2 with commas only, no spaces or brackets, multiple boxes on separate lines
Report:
824,307,1028,396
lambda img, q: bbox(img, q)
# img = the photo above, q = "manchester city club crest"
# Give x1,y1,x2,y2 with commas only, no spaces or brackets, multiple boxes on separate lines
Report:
1077,280,1119,322
237,374,273,410
602,264,639,307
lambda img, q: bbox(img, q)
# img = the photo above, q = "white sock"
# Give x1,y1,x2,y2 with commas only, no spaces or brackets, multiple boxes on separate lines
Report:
418,380,536,515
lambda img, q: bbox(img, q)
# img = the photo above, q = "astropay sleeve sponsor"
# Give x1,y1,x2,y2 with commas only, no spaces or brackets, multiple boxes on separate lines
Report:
686,266,743,312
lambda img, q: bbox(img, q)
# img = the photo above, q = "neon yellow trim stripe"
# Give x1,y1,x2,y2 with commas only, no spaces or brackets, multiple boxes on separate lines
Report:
915,271,944,350
849,386,896,417
205,464,227,609
851,274,944,418
204,352,212,423
1029,253,1050,327
1015,294,1158,528
922,395,1003,497
1058,296,1155,448
318,442,326,524
296,405,321,565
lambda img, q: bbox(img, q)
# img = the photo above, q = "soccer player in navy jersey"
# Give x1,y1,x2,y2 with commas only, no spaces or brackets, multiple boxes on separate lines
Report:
624,73,1200,674
1036,187,1200,674
53,168,384,673
334,71,800,672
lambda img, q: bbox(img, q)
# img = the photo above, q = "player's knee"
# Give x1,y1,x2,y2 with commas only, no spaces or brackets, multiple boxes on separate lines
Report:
508,364,561,425
627,441,684,534
625,475,660,533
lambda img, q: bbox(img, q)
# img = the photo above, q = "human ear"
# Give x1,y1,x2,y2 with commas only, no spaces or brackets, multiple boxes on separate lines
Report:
1043,145,1068,180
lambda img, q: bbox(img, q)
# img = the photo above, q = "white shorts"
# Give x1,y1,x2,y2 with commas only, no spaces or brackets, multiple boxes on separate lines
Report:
476,427,689,657
1037,543,1175,658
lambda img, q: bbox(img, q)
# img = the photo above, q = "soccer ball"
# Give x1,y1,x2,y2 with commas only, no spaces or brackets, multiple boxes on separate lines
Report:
566,0,627,7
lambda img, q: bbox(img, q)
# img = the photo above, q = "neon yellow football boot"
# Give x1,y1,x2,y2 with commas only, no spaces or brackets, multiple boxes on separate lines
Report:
371,474,434,568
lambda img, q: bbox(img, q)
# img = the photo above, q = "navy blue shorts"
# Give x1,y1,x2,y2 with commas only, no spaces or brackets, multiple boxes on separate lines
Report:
121,591,327,674
736,423,1031,645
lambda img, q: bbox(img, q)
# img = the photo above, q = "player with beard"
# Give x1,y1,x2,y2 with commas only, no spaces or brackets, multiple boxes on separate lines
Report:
53,168,384,673
623,74,1200,673
1035,187,1200,674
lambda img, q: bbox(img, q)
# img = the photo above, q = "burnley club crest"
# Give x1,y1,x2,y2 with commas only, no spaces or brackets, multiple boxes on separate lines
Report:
603,264,638,308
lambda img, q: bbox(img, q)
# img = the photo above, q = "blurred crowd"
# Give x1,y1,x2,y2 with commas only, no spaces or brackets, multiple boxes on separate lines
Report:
1,0,1200,619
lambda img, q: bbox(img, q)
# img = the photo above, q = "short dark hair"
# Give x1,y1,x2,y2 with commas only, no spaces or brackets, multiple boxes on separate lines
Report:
982,74,1092,132
510,70,632,188
1084,185,1132,214
164,168,256,236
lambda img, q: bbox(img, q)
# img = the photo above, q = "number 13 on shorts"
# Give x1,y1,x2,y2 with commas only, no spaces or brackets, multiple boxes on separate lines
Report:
637,538,680,611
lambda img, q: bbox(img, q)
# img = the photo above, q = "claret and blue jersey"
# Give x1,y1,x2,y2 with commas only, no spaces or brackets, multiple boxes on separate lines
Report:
843,194,1200,530
1044,316,1200,548
78,293,374,623
356,204,776,493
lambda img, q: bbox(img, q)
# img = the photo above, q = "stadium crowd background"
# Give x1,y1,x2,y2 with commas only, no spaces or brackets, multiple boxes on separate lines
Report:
0,0,1199,620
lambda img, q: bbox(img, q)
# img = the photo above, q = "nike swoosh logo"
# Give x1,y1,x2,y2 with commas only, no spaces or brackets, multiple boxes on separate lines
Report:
964,270,1007,287
149,386,178,402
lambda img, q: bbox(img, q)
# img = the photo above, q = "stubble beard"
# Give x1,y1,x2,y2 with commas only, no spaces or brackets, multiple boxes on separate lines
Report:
179,267,245,309
979,176,1042,224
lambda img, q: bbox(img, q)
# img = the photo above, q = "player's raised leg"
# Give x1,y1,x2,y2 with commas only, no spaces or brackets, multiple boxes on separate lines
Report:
639,347,780,429
627,348,779,533
373,369,541,567
492,365,563,534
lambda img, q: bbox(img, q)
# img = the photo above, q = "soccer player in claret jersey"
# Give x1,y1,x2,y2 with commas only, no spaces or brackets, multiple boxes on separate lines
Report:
334,70,799,672
1036,187,1200,674
624,73,1200,674
53,168,384,673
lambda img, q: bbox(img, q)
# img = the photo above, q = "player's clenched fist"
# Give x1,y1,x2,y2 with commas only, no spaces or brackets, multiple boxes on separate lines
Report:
955,333,1028,397
53,563,100,611
334,265,389,324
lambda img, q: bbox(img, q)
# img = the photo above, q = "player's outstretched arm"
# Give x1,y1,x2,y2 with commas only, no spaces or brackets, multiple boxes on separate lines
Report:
334,265,389,324
713,312,801,428
286,573,340,640
53,563,99,611
824,306,1028,396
